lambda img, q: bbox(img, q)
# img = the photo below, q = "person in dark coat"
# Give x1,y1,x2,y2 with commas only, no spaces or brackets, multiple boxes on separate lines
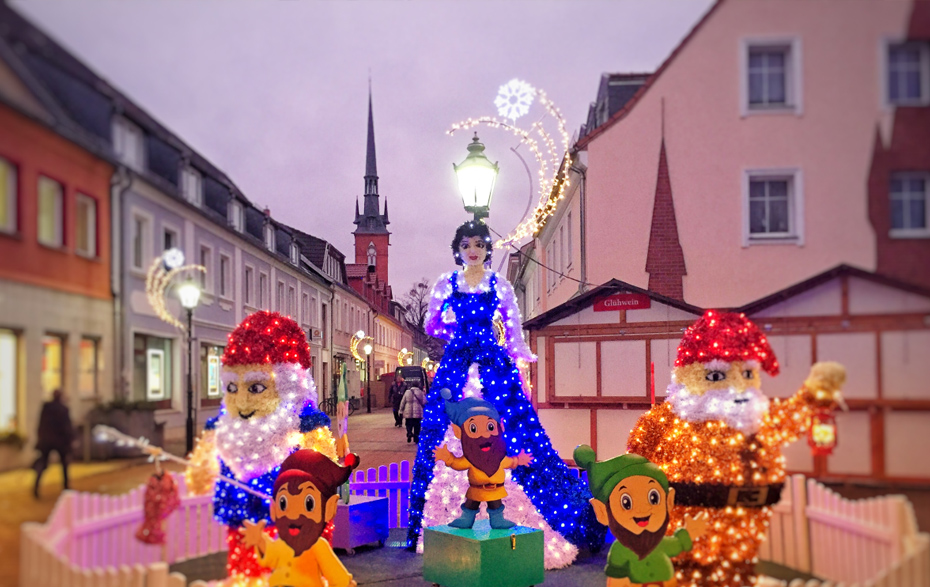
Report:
388,374,408,428
33,389,74,498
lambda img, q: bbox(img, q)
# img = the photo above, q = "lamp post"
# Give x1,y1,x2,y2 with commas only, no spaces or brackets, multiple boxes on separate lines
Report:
454,132,499,221
363,341,373,413
178,280,201,454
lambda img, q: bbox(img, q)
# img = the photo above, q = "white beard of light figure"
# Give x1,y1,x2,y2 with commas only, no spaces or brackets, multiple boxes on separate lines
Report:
214,363,317,481
666,383,771,435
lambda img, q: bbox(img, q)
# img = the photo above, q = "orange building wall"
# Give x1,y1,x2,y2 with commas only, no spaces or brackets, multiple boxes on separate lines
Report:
355,233,390,285
0,106,112,300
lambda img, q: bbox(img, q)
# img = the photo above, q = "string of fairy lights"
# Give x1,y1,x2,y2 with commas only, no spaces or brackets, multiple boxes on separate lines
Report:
448,80,573,248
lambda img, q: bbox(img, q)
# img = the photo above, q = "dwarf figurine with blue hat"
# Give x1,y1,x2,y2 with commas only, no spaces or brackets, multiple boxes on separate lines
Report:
574,445,707,587
433,388,533,529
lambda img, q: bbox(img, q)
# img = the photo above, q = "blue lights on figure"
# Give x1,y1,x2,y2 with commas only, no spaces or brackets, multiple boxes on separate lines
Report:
406,271,606,551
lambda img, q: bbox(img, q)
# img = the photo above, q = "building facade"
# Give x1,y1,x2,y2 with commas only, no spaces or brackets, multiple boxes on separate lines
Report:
0,10,115,465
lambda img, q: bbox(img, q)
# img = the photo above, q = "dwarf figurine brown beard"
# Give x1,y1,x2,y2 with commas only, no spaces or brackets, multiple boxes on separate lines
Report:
433,388,533,530
240,450,360,587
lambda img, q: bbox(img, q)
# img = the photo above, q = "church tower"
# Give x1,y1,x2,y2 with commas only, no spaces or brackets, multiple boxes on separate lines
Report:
353,87,391,285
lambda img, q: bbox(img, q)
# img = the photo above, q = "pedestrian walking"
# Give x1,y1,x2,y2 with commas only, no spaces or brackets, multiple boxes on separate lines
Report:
399,385,427,443
33,389,74,498
389,374,408,428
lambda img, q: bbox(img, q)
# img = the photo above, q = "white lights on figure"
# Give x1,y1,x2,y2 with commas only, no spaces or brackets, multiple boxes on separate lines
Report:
355,330,365,339
163,247,185,270
178,280,201,309
454,133,499,219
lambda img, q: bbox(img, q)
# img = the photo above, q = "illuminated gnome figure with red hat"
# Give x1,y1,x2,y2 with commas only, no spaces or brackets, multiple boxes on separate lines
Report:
186,311,337,583
628,310,846,587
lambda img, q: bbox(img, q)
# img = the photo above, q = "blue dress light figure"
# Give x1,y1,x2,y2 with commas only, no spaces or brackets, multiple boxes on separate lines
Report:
406,220,605,553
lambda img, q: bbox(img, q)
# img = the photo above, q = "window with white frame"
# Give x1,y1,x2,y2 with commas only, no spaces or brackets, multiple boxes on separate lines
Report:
288,286,296,316
75,194,97,257
163,226,178,252
132,213,150,270
742,39,801,114
890,173,928,237
259,272,268,307
0,157,17,234
244,266,254,305
181,167,202,207
290,242,299,265
886,42,930,106
277,281,285,311
559,225,566,278
264,223,275,251
199,245,212,292
37,176,63,248
546,243,555,289
566,212,573,268
744,169,803,244
228,199,244,232
302,292,309,324
219,254,231,298
112,116,145,171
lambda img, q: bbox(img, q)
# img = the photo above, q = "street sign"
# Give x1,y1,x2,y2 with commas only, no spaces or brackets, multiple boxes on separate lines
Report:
593,293,651,312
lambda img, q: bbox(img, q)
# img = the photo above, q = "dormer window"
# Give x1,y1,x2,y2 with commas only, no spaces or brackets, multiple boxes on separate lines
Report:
181,167,202,207
112,116,145,171
290,242,299,265
264,222,275,251
228,199,244,232
367,242,377,267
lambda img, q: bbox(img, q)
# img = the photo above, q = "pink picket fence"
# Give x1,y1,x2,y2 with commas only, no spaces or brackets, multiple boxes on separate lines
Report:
20,473,226,587
759,474,930,587
19,465,930,587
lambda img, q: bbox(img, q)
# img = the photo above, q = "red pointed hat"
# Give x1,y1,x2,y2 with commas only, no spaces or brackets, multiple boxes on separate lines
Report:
222,311,312,369
675,310,779,376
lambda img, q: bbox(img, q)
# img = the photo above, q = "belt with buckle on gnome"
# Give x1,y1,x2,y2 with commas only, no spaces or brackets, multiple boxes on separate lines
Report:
670,481,783,508
471,482,503,490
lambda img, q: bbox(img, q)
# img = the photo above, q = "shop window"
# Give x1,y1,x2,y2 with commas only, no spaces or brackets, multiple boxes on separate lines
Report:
41,334,65,398
78,337,99,398
201,344,224,402
0,329,18,432
133,333,172,406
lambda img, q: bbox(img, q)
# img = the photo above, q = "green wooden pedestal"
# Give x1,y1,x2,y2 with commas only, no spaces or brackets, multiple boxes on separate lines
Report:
423,520,544,587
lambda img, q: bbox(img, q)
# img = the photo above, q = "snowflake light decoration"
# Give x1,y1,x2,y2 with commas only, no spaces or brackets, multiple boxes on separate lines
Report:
450,79,572,247
494,79,535,121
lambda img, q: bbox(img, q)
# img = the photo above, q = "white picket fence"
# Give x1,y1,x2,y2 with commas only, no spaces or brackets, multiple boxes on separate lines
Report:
19,466,930,587
759,475,930,587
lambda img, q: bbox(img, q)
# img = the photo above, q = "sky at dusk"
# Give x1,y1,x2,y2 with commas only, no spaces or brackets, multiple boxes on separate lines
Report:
11,0,713,296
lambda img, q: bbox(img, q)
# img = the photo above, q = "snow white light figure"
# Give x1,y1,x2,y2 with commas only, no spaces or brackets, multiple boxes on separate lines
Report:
406,220,605,553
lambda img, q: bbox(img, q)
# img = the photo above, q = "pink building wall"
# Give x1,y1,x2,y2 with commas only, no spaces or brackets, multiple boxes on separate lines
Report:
581,0,913,308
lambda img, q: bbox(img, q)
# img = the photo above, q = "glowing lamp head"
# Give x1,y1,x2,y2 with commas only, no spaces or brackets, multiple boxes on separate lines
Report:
454,133,499,219
178,281,201,309
163,247,185,270
363,343,373,356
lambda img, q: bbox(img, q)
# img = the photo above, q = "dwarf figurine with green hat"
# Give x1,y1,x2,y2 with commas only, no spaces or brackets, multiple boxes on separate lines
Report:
574,445,707,587
433,388,533,529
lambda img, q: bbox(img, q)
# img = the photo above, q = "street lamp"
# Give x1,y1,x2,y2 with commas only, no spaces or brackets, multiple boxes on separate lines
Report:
363,341,373,414
454,132,499,221
178,280,201,454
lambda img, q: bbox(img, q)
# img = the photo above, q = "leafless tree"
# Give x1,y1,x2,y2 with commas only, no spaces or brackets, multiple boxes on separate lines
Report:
402,278,431,333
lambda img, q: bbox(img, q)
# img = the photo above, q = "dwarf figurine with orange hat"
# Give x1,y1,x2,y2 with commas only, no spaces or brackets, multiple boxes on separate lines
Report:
240,449,360,587
628,310,846,587
185,311,338,582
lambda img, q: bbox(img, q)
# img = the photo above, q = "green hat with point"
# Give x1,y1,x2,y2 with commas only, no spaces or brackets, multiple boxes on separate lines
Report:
573,445,669,504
